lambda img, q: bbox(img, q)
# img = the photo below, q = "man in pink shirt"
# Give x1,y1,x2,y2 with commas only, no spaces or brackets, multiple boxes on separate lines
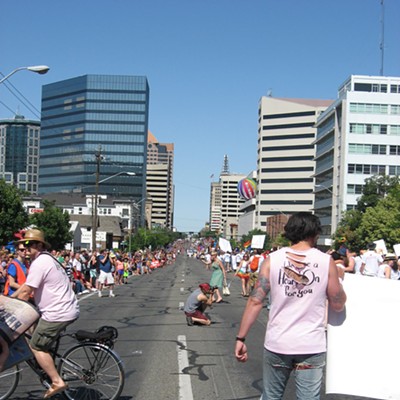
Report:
235,213,346,400
14,229,79,399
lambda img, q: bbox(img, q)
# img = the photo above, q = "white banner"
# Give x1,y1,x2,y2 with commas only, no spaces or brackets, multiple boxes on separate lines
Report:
218,238,232,253
251,235,265,249
326,274,400,399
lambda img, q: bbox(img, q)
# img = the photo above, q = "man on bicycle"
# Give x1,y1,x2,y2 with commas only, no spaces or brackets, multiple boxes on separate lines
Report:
13,229,80,399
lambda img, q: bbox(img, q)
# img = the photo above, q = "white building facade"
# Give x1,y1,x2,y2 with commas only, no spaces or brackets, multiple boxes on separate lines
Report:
314,75,400,245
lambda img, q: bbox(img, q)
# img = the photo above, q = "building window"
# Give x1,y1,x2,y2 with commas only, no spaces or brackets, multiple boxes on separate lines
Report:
347,184,363,194
348,164,386,174
390,85,400,93
349,143,386,155
349,103,389,114
389,165,400,175
389,145,400,155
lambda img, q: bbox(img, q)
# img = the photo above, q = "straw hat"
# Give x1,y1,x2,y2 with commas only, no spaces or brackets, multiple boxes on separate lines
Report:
16,229,50,249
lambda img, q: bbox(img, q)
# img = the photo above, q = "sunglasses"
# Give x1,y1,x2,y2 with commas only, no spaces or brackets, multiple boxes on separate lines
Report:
24,241,39,248
18,248,27,252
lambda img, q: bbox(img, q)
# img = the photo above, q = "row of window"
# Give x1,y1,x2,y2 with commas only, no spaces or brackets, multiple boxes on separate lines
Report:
348,164,386,174
349,103,400,115
349,123,400,135
354,83,400,94
349,143,400,155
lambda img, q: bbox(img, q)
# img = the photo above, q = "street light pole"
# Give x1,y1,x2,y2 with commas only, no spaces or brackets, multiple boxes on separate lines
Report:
0,65,50,85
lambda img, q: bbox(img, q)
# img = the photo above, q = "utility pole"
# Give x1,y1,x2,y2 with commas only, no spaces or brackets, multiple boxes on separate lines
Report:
92,146,102,251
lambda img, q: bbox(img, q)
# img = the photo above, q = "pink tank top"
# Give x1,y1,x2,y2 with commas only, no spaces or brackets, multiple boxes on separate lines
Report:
265,247,329,355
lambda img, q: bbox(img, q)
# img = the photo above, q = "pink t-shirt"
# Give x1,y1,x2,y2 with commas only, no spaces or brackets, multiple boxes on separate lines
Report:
26,252,80,322
265,247,329,355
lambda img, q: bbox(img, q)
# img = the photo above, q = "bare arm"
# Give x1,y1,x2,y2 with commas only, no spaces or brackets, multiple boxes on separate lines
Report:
8,274,20,291
235,258,271,362
360,262,365,275
384,266,391,279
343,257,355,273
327,258,347,312
12,283,34,301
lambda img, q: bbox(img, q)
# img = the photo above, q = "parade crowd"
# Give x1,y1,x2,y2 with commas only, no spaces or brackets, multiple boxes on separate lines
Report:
0,243,180,298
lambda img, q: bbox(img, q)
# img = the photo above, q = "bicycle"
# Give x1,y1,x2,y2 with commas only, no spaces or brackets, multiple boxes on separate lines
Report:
0,325,125,400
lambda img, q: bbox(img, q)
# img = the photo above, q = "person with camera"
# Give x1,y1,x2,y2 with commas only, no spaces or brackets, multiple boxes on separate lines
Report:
97,249,115,298
183,283,217,326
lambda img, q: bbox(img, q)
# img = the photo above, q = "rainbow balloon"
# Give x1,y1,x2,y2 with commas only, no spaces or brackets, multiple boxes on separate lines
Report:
237,178,257,200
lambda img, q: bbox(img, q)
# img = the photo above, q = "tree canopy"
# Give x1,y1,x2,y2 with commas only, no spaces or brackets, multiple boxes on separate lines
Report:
0,179,29,245
333,175,400,251
29,200,73,250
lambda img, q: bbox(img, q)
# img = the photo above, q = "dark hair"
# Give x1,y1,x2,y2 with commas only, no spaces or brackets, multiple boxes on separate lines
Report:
283,212,322,244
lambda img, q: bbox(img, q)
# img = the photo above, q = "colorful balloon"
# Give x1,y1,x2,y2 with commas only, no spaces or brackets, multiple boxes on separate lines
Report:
237,178,257,200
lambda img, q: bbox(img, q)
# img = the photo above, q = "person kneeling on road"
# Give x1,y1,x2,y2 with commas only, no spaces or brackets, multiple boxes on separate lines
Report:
183,283,217,326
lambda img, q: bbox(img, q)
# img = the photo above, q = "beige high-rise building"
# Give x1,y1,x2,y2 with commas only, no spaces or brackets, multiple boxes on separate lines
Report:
256,96,332,231
146,131,174,229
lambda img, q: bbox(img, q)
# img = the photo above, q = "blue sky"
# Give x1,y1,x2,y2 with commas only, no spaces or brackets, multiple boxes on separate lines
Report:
1,0,400,232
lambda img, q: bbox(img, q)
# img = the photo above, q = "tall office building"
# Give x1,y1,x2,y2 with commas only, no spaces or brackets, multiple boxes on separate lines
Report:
209,181,222,232
256,96,332,229
0,114,40,194
146,131,174,229
209,156,245,238
314,75,400,245
39,74,149,208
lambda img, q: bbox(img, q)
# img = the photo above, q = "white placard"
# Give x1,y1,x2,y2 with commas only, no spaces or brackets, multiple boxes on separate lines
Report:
251,235,265,249
374,239,387,255
393,244,400,258
326,274,400,399
218,238,232,253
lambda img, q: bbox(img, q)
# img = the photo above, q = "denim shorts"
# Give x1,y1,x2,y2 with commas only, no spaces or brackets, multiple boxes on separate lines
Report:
262,348,326,400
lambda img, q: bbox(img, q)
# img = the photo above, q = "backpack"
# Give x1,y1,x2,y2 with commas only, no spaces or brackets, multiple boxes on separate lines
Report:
249,255,261,272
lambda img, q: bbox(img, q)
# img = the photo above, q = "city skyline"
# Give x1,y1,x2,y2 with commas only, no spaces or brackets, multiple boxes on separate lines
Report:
1,0,400,232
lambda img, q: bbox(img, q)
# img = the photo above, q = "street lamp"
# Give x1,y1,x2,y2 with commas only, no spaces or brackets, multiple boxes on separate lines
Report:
0,65,50,85
92,171,136,251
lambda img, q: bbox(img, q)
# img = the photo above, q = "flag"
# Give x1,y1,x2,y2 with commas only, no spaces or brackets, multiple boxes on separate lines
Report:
243,240,251,249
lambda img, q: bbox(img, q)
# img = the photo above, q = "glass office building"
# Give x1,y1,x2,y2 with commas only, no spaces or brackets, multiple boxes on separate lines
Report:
39,74,149,205
0,115,40,194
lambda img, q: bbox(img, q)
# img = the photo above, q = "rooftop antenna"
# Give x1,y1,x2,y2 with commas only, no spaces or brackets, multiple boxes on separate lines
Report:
221,154,230,176
267,89,273,97
380,0,385,76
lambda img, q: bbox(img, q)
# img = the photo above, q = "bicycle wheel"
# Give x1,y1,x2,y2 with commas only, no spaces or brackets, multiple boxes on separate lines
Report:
58,343,124,400
0,365,19,400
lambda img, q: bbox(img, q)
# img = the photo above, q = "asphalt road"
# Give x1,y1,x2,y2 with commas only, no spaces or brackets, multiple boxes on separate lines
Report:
10,255,379,399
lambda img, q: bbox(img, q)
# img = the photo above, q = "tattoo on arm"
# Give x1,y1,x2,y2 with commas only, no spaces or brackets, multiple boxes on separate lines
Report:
250,276,270,301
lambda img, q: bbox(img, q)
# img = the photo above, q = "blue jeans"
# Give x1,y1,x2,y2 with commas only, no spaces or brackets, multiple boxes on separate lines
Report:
262,348,325,400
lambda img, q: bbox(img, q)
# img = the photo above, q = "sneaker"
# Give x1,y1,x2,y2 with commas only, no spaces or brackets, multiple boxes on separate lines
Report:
90,288,97,292
98,291,102,298
186,316,194,326
81,290,90,294
109,293,115,298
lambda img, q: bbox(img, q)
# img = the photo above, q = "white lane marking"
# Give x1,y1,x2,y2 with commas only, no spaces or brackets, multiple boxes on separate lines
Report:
177,335,194,400
179,302,184,310
180,287,184,293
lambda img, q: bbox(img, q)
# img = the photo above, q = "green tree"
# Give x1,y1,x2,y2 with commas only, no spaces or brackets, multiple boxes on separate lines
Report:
272,233,291,249
332,209,364,251
356,175,399,213
0,179,29,244
29,200,73,250
356,192,400,249
333,175,400,251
